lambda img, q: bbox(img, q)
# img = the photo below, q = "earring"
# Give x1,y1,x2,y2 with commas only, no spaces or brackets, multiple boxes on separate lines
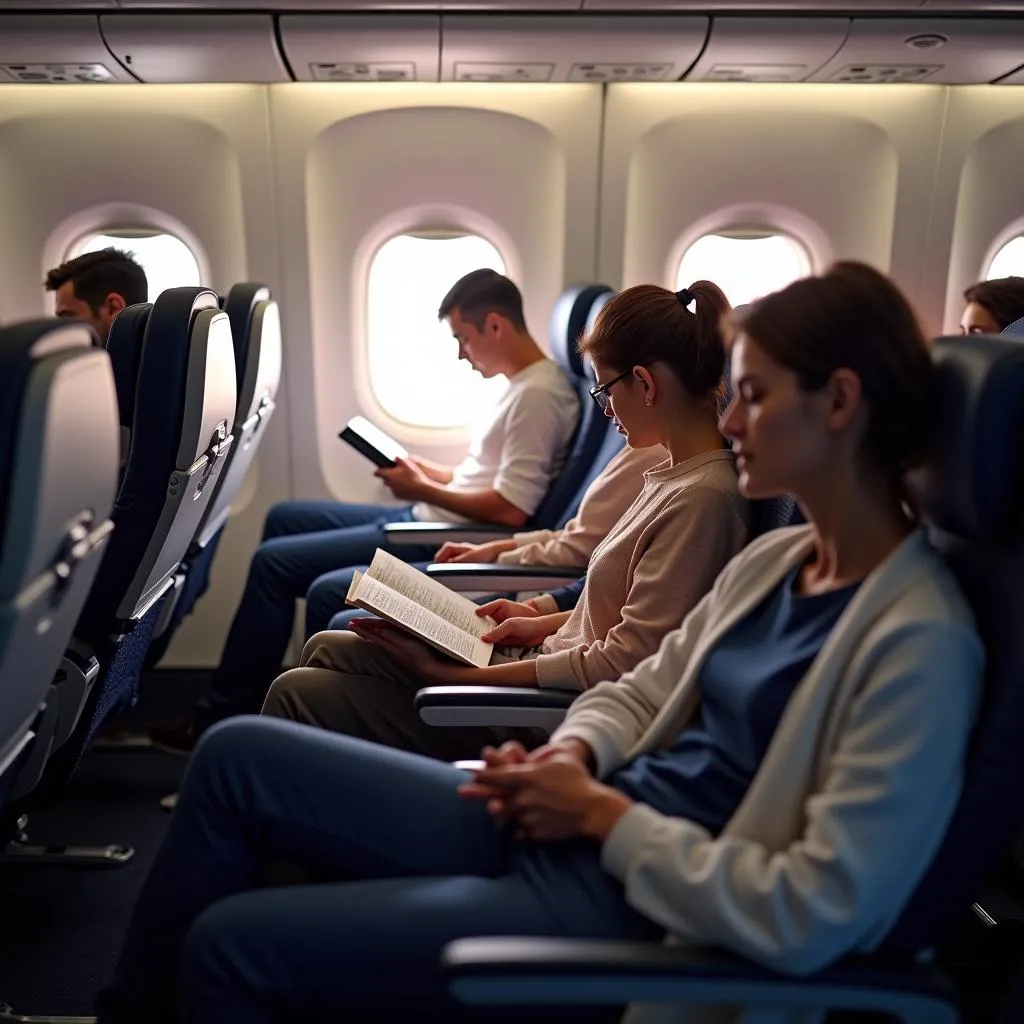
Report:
645,398,652,407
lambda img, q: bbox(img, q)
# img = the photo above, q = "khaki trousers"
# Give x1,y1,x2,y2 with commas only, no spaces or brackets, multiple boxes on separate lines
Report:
262,630,547,762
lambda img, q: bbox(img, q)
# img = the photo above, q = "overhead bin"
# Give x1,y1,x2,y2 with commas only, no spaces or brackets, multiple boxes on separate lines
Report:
808,18,1024,85
99,14,290,82
582,1,922,9
279,15,440,82
116,1,582,8
440,14,707,83
0,15,135,83
686,17,849,83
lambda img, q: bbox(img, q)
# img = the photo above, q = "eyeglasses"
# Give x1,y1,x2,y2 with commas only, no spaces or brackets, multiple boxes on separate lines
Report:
588,369,632,413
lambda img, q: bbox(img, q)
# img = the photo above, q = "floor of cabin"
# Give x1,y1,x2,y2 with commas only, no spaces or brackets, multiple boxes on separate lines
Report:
0,671,203,1018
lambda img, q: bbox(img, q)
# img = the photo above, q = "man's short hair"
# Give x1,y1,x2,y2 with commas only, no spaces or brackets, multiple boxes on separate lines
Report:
437,269,526,332
45,247,148,311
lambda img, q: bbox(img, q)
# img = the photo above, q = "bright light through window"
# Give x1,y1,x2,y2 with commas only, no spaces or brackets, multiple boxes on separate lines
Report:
986,237,1024,280
72,231,202,301
676,233,811,308
367,233,509,429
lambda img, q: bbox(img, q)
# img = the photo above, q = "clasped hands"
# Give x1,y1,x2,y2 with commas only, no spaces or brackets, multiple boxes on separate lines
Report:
457,740,633,843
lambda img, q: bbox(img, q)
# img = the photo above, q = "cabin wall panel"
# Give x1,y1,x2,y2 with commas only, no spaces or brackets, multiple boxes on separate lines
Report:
597,83,949,332
267,82,603,506
933,89,1024,333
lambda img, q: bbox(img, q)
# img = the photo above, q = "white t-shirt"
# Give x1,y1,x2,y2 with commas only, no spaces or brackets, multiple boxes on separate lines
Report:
413,358,580,524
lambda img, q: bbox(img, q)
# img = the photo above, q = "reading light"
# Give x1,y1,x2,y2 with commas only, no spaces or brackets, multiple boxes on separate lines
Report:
906,34,948,50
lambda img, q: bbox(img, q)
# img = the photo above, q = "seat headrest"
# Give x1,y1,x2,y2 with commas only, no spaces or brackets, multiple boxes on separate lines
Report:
1001,315,1024,338
223,283,272,388
548,284,613,379
106,304,153,430
0,319,97,524
911,335,1024,543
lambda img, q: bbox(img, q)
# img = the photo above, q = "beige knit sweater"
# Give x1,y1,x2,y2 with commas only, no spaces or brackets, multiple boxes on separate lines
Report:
533,449,750,691
496,444,668,567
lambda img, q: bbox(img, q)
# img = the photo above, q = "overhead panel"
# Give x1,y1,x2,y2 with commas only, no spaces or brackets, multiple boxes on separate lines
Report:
0,15,135,83
582,1,924,10
809,18,1024,84
923,1,1024,8
440,14,707,83
686,17,849,82
116,1,582,8
279,15,440,82
99,14,290,82
0,0,116,6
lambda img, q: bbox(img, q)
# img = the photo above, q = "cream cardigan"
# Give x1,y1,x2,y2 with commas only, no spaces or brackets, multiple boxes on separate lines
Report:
551,524,982,1020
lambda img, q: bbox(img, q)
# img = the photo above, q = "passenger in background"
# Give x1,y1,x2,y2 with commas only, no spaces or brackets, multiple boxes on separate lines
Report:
150,268,579,753
45,247,148,344
262,282,750,762
960,276,1024,334
96,262,982,1024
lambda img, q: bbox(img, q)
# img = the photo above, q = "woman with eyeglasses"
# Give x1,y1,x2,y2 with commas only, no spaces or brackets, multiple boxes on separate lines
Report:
259,282,751,759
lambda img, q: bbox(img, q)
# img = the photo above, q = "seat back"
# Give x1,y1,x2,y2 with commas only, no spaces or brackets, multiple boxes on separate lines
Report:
531,284,618,530
194,282,282,548
77,287,237,639
880,335,1024,956
0,320,119,784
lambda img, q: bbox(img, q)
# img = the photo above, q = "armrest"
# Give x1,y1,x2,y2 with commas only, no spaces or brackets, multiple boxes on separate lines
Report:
426,563,584,593
416,685,576,731
383,522,517,546
442,938,957,1022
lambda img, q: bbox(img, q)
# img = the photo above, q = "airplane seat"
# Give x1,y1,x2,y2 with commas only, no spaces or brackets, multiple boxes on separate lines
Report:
4,289,237,861
441,334,1024,1023
1001,315,1024,338
143,283,282,670
385,283,615,552
0,320,119,807
105,303,151,476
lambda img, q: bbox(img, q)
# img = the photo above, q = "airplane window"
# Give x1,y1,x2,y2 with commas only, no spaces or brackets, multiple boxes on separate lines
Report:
366,232,510,430
676,232,811,308
986,237,1024,280
70,230,202,302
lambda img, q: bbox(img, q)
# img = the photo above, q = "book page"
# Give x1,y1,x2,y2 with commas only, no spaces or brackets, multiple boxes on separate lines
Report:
348,572,492,668
365,549,496,638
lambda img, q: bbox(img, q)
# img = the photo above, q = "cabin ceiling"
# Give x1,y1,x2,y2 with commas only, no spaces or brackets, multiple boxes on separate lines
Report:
0,3,1023,85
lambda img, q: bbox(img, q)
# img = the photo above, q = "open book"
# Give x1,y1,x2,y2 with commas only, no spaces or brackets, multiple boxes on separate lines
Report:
346,549,497,668
338,415,408,469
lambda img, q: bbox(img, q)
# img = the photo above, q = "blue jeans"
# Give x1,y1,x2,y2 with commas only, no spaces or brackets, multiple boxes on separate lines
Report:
96,717,661,1023
197,501,437,727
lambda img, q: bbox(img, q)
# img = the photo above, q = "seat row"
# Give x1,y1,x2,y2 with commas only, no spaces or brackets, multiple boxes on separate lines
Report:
0,283,281,863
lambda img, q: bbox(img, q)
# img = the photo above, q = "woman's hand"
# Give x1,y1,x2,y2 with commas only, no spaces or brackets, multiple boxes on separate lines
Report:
476,598,542,623
347,618,468,685
459,753,633,842
435,539,516,564
480,613,565,647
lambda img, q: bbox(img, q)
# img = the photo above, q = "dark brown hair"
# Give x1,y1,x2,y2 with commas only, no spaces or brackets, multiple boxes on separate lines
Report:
437,268,526,332
735,260,934,501
578,281,731,406
963,276,1024,332
45,247,148,310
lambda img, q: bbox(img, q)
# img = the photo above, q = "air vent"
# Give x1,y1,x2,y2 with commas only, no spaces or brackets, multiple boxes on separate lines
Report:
453,62,553,82
0,62,115,83
829,63,941,83
701,63,809,83
568,62,673,82
310,61,416,82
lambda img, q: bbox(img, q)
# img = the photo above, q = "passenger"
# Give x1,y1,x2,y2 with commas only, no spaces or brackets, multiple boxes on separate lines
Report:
149,268,580,753
319,440,664,635
262,282,750,760
96,261,982,1024
960,276,1024,334
45,247,148,344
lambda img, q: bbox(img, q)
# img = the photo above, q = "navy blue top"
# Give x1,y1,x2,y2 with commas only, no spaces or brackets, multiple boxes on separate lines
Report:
610,564,860,837
549,574,586,612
